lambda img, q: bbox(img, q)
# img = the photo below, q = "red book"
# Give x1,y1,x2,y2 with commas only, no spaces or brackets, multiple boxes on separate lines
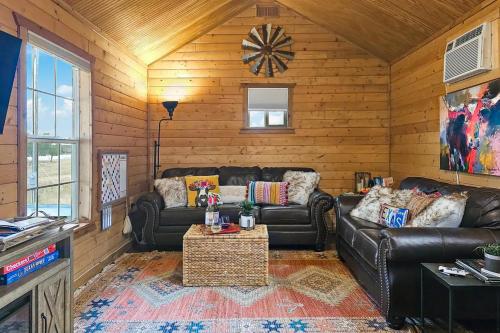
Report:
0,243,56,274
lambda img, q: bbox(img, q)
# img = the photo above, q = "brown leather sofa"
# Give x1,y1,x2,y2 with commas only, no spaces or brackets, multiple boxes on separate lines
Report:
335,177,500,328
133,166,334,251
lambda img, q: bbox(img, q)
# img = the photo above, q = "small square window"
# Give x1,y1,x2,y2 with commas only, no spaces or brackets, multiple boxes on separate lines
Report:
244,85,293,130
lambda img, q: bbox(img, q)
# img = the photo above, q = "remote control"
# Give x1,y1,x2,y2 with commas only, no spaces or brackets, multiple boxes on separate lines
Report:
438,266,469,277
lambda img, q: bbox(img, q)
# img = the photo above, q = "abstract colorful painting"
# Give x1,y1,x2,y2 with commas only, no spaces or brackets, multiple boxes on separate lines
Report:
440,78,500,175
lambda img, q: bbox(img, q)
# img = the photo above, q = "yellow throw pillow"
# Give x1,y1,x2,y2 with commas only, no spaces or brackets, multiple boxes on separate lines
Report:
185,175,220,207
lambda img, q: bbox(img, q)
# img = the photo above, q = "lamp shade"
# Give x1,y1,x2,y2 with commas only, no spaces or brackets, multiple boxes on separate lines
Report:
162,101,178,119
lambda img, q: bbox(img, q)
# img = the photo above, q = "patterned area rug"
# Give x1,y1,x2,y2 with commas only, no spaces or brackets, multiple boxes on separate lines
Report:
75,250,412,333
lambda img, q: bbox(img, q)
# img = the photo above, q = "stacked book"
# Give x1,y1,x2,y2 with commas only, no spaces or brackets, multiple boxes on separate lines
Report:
456,259,500,283
0,218,52,237
0,243,59,285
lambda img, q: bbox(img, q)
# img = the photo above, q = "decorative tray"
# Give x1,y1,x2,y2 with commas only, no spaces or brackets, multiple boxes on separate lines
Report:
203,223,241,236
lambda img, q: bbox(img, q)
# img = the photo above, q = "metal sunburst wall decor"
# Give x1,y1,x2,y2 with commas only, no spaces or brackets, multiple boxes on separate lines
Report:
241,24,294,77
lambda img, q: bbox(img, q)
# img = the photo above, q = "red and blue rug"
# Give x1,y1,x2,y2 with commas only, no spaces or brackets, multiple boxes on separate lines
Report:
74,250,409,332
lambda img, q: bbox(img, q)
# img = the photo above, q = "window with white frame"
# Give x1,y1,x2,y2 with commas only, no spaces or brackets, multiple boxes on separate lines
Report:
246,87,291,128
25,33,91,221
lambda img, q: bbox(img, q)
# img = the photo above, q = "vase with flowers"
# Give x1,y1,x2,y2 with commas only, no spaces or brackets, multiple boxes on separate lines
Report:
205,192,222,228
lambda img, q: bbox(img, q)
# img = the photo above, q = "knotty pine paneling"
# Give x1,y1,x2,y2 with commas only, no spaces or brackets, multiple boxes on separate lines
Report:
390,0,500,188
0,0,148,283
148,2,390,196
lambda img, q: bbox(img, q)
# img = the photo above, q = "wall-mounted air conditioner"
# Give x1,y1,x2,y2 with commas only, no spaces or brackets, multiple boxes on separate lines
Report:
443,22,492,84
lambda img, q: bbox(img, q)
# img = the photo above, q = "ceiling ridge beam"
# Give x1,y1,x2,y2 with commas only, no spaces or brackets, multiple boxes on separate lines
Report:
274,0,390,62
145,0,257,65
53,0,148,68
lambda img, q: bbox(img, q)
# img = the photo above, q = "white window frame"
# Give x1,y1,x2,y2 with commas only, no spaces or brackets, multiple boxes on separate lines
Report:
241,83,295,131
25,32,91,221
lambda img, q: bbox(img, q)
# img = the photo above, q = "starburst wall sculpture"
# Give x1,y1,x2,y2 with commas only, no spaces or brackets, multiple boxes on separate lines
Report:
241,23,294,77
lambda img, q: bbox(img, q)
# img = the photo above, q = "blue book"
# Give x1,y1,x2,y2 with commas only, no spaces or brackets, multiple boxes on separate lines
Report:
0,251,59,285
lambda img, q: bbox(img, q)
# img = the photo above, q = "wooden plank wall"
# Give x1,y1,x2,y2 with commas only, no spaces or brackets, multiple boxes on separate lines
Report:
390,0,500,187
0,0,148,283
148,1,390,196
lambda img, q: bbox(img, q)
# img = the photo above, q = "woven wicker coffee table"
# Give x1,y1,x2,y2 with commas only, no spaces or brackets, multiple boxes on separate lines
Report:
183,224,269,286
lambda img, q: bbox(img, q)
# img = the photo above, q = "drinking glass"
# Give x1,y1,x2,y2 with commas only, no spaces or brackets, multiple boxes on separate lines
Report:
211,217,222,233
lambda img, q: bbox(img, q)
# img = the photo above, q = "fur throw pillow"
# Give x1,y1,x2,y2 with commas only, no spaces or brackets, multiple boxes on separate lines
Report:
408,192,468,228
219,186,246,204
154,177,187,208
283,171,320,205
350,185,413,223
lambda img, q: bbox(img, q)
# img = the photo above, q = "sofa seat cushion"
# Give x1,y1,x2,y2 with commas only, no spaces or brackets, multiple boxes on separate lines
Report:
337,215,385,247
261,205,309,225
160,207,205,226
352,229,382,270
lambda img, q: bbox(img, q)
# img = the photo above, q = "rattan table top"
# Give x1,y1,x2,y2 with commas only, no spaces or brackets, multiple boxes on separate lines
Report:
183,224,268,240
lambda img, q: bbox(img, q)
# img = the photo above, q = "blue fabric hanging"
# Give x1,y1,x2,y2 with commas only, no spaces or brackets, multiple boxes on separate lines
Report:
101,206,112,231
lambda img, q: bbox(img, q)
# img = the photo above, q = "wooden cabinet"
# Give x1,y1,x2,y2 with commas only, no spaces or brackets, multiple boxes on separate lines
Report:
36,267,71,333
0,225,76,333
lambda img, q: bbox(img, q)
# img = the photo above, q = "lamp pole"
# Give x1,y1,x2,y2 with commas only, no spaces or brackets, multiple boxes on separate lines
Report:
154,117,170,179
153,101,178,180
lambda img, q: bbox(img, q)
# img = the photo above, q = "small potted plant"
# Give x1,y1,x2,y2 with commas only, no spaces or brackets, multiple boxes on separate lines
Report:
477,243,500,274
239,200,255,230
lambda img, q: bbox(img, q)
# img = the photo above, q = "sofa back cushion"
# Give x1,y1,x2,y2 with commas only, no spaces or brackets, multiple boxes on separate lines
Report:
219,166,262,185
162,167,219,178
261,167,315,182
400,177,500,228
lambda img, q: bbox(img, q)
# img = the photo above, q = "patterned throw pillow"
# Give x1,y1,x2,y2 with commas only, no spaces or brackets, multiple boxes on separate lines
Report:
154,177,187,208
219,186,246,204
247,181,288,206
409,192,468,228
379,204,409,228
406,193,437,221
185,175,220,207
350,185,413,223
283,171,320,205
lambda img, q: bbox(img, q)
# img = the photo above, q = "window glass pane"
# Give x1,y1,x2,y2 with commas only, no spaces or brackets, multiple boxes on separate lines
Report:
56,59,73,99
248,88,288,111
37,143,59,187
268,111,286,126
35,49,55,94
27,190,36,216
36,92,55,137
26,89,34,136
59,183,73,218
56,97,74,138
60,144,75,183
26,44,33,89
27,142,37,189
249,111,265,128
38,186,59,217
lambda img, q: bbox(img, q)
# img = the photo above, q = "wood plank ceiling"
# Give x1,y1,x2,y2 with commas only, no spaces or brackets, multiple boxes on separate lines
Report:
61,0,485,64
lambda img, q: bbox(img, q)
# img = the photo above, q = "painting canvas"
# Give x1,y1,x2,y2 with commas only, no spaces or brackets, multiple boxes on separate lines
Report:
440,78,500,176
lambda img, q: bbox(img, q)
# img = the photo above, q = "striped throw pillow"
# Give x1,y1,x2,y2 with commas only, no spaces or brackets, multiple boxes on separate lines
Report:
247,181,288,206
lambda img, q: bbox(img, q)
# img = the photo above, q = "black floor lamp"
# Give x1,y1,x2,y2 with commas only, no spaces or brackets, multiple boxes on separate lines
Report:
154,101,178,179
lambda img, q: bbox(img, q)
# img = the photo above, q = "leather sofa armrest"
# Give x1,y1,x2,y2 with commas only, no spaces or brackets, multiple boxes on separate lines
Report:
308,190,334,251
380,228,500,263
308,189,334,207
333,195,363,222
137,191,165,211
135,191,164,245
